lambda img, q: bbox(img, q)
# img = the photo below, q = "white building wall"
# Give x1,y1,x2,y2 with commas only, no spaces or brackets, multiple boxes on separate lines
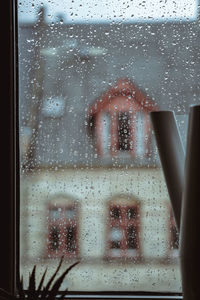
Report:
20,167,181,292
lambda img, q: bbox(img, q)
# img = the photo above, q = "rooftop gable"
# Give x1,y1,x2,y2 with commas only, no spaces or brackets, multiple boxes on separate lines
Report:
89,78,158,116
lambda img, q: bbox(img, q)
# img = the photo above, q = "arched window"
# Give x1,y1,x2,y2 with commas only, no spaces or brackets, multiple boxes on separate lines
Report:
106,197,141,260
47,201,79,258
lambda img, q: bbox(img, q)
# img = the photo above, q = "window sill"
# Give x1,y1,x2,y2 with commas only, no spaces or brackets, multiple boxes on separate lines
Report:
60,292,182,300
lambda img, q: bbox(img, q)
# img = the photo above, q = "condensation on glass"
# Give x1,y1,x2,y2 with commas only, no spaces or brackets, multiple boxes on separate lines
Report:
18,0,199,293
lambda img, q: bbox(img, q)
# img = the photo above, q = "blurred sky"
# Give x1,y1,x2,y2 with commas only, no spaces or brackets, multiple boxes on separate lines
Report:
18,0,199,24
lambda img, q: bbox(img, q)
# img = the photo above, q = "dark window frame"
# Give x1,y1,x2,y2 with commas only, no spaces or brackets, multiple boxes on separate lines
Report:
3,0,182,298
2,0,19,295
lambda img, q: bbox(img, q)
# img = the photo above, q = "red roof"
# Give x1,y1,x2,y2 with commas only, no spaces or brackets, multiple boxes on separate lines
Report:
89,78,158,115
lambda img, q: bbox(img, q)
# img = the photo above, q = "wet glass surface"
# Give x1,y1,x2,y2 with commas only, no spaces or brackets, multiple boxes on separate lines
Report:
18,0,199,293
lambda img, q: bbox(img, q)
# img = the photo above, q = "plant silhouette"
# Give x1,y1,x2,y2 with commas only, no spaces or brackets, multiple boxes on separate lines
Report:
0,257,79,300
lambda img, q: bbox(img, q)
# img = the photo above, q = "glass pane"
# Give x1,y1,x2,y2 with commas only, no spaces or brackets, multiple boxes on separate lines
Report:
118,112,131,151
49,226,60,251
65,207,76,219
127,207,137,219
110,227,123,241
49,207,61,220
110,207,121,219
18,0,198,293
127,226,138,249
65,226,77,253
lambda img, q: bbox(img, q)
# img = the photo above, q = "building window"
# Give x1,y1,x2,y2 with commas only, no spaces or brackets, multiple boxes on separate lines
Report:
47,205,79,258
88,78,157,157
107,204,140,259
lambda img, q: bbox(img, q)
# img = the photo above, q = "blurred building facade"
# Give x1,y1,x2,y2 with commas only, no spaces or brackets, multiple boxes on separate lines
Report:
19,7,199,292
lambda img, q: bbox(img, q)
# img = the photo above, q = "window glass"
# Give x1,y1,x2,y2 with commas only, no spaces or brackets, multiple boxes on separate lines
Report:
18,0,198,293
118,112,131,151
